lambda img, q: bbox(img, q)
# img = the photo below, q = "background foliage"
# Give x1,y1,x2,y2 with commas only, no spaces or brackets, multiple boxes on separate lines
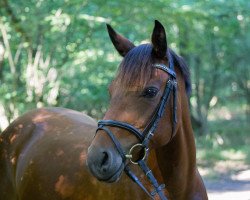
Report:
0,0,249,140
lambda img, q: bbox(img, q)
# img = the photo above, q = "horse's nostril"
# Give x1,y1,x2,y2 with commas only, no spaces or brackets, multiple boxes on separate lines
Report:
101,152,109,172
100,152,109,167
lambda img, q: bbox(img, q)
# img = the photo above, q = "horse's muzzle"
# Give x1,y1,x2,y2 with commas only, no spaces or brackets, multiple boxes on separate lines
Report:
86,145,124,182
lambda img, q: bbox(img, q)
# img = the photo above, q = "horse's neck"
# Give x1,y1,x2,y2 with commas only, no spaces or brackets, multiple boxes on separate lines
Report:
155,96,207,199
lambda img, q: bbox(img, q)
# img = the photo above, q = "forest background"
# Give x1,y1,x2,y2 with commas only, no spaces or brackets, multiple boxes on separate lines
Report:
0,0,249,193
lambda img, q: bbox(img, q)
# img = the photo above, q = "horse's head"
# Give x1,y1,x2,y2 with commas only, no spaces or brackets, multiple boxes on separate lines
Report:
87,20,183,183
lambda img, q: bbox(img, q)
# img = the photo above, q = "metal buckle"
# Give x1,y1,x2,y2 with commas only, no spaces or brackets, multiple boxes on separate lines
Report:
125,143,148,165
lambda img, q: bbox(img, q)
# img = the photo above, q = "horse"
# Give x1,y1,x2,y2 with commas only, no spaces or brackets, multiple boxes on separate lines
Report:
87,20,208,200
0,107,148,199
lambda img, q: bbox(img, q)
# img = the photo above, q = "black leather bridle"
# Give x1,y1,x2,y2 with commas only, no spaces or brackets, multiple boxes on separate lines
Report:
96,52,177,200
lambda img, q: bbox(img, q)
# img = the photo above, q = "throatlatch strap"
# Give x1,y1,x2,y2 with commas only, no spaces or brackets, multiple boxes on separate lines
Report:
170,80,178,140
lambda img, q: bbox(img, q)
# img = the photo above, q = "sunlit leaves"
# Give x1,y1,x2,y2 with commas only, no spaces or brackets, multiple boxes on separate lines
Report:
45,9,71,32
0,0,249,130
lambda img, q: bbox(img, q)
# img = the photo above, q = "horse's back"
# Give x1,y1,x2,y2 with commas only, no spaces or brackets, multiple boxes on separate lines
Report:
0,107,145,200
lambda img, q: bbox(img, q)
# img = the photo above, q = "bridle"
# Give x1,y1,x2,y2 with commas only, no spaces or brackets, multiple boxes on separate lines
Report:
97,52,177,199
96,52,177,200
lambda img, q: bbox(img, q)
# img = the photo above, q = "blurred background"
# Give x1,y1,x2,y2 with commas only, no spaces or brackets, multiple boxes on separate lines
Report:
0,0,249,199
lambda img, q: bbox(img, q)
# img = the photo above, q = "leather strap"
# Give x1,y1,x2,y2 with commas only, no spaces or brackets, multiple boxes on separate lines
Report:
98,120,144,142
138,160,167,200
124,166,154,199
142,79,174,147
97,126,126,161
154,64,176,78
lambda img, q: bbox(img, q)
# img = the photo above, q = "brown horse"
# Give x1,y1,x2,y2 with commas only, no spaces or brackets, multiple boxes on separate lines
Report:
0,107,148,199
87,21,208,200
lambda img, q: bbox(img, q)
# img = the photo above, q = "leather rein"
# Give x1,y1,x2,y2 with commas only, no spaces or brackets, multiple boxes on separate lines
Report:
96,52,177,200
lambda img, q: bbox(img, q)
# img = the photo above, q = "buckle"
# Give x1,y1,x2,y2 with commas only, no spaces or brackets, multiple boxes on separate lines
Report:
150,184,165,196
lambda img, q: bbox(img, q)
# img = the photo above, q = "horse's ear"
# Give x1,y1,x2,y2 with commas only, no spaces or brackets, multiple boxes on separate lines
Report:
151,20,168,59
106,24,135,57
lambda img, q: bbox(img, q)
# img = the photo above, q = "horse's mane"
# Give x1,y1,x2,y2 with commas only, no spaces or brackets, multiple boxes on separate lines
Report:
114,44,191,96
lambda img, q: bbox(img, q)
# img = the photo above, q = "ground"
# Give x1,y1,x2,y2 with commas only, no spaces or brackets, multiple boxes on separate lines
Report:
196,117,250,199
200,161,250,200
205,169,250,200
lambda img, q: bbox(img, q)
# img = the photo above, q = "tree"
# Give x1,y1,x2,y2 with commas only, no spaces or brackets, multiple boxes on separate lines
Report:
0,0,249,134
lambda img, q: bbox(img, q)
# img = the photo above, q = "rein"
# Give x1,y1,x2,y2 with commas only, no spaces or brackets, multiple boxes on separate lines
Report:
96,52,177,200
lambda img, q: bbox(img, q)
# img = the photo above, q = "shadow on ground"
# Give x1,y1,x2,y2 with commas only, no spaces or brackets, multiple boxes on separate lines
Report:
204,169,250,200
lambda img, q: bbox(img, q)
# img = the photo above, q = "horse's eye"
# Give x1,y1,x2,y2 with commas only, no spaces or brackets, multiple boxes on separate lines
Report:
142,87,159,98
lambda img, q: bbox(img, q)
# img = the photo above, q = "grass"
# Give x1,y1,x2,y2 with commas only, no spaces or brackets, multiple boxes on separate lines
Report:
196,118,250,179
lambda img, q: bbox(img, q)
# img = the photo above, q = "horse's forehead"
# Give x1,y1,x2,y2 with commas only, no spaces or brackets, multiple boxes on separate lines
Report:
110,68,168,95
109,83,142,98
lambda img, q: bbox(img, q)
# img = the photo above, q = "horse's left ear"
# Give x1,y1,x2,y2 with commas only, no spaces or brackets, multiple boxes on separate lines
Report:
106,24,135,57
151,20,168,59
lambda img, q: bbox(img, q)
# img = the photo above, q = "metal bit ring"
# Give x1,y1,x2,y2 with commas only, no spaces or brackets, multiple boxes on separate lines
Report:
125,143,148,164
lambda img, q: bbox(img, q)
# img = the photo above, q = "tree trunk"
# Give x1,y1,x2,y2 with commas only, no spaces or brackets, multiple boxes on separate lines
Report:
196,114,209,136
246,93,250,122
0,40,4,80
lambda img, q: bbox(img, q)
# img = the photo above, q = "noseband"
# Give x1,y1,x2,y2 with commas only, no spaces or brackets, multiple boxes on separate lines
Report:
96,53,177,200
